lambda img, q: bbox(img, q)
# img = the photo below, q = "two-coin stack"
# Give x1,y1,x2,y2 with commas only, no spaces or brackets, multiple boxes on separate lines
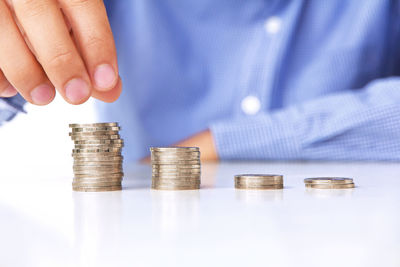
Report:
151,147,201,190
235,174,284,190
69,123,124,192
304,177,355,189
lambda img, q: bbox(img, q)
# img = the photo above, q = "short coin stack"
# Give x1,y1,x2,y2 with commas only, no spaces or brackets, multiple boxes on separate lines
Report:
235,174,284,190
304,177,355,189
69,123,124,192
151,147,201,190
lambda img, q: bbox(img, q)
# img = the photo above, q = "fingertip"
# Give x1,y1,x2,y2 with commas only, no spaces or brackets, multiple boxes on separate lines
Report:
64,78,91,105
93,64,118,91
0,85,18,98
92,77,122,103
30,84,55,105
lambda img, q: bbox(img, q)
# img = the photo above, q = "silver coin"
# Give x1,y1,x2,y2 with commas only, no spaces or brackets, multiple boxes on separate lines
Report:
151,160,200,165
151,184,200,190
151,156,200,161
151,151,200,156
152,164,201,169
235,184,284,190
69,131,120,137
72,181,121,186
69,122,118,128
152,173,201,179
73,160,123,165
72,186,122,192
73,168,122,175
73,166,122,171
73,177,122,182
152,181,201,186
74,139,124,145
72,148,122,153
74,144,124,149
150,147,199,152
152,168,201,173
71,126,120,132
72,152,122,157
304,177,354,184
74,172,124,178
70,134,120,140
73,156,123,161
305,183,355,189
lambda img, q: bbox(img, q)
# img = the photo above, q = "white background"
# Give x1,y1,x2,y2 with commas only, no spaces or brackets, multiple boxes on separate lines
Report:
0,95,96,173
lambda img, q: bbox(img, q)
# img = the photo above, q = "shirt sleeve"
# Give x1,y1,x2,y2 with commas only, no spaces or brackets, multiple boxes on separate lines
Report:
210,77,400,161
0,94,26,126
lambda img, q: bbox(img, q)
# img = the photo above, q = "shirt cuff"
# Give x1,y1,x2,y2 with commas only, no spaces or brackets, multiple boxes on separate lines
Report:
0,94,26,125
210,114,302,160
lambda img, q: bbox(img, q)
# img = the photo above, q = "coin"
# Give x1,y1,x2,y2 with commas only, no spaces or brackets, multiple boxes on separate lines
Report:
69,131,120,137
151,184,200,190
72,148,122,153
73,177,122,182
74,173,124,178
72,152,122,157
74,144,124,149
305,183,355,189
72,180,121,186
235,184,284,190
234,174,284,189
72,186,122,192
71,126,120,132
73,165,122,171
151,160,200,165
150,147,199,152
69,122,118,128
70,134,120,140
304,177,354,184
73,156,123,162
152,168,201,174
74,139,124,145
152,164,201,169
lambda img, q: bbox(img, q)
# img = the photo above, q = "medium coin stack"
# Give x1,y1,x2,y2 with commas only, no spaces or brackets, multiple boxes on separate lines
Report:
304,177,355,189
235,174,284,190
151,147,201,190
69,122,124,192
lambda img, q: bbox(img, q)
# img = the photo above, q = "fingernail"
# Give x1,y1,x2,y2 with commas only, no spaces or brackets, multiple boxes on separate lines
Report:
65,78,90,103
1,85,17,97
31,84,54,105
94,64,116,90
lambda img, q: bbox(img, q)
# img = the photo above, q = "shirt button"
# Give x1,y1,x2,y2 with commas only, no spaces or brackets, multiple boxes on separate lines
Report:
264,16,281,34
241,96,261,115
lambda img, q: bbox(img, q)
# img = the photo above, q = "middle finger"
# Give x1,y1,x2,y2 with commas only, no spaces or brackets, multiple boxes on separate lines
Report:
13,0,92,104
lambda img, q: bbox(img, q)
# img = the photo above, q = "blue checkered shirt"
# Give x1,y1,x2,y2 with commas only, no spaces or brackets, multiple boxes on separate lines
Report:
3,0,400,162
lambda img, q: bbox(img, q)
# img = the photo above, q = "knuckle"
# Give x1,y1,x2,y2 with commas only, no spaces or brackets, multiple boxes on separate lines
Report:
85,35,107,49
47,49,75,69
12,0,48,17
67,0,98,8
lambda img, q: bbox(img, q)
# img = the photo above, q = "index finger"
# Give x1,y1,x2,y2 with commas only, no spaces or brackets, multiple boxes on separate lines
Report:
59,0,119,92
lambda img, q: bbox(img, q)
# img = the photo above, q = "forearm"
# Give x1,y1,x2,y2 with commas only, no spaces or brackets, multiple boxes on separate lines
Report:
210,77,400,161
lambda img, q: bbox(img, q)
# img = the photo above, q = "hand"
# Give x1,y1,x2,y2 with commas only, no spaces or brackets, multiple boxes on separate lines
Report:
141,129,219,163
0,0,121,105
175,130,218,161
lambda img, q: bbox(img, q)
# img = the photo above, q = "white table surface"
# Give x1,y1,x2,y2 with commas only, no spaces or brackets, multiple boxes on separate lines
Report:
0,161,399,267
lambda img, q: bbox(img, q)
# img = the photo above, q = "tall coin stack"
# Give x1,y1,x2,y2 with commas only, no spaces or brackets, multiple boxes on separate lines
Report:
304,177,355,189
235,174,284,190
151,147,201,190
69,122,124,192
